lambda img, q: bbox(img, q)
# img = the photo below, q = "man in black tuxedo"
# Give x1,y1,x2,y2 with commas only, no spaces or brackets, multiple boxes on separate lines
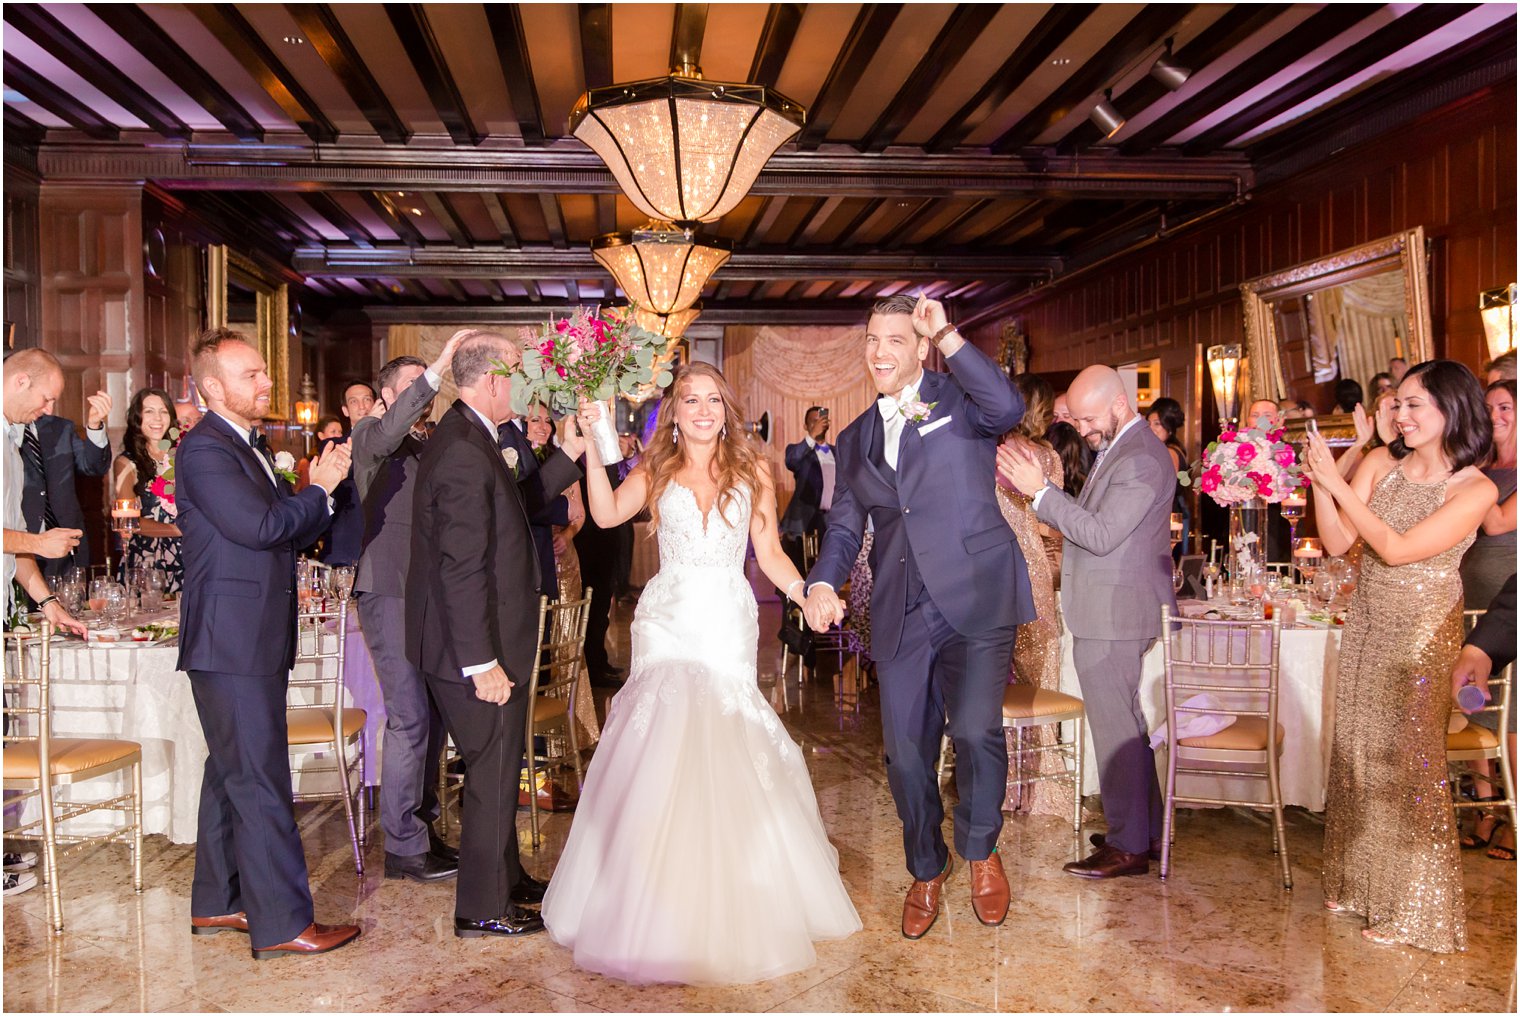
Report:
497,414,568,601
779,406,836,575
406,331,583,939
20,391,113,580
176,329,359,959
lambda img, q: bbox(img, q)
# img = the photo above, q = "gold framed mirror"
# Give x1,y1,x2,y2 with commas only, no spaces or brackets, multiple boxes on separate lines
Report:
206,244,290,419
1241,227,1432,442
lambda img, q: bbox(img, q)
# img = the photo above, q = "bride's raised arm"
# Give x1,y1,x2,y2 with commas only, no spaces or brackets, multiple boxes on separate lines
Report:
750,466,807,605
577,400,649,528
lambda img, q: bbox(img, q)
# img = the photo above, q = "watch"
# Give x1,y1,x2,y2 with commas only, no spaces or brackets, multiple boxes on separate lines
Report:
930,323,958,344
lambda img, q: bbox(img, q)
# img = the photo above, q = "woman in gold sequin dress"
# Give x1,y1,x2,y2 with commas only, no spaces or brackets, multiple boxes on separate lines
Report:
1304,360,1498,952
994,374,1069,818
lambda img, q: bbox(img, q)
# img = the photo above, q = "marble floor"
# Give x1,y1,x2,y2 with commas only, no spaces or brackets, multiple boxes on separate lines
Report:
4,593,1516,1013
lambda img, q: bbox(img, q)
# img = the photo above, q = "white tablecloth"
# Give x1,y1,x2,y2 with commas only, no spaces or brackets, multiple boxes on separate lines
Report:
1057,615,1341,811
9,608,386,844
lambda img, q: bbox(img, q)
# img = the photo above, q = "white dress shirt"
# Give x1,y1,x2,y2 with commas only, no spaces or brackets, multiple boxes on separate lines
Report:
4,424,24,613
880,373,924,472
805,434,836,511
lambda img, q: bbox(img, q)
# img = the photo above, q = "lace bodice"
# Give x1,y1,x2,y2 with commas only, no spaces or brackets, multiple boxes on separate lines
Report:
656,481,751,571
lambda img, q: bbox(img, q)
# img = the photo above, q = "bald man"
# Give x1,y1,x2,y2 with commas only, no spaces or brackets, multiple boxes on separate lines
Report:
999,365,1176,878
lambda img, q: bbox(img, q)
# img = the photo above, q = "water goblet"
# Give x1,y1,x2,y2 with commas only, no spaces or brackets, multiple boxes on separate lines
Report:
327,565,355,604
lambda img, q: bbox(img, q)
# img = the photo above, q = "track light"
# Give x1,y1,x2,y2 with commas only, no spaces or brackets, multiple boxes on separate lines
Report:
1089,89,1125,139
1150,38,1191,90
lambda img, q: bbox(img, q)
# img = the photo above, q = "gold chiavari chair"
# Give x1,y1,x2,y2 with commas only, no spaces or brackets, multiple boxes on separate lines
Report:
1449,608,1515,831
3,622,143,932
1158,606,1291,889
1002,685,1086,831
286,606,367,875
524,590,593,849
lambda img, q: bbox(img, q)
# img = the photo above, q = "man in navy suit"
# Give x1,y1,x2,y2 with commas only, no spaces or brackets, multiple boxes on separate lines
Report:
20,393,113,581
175,328,360,960
779,406,835,574
805,294,1030,939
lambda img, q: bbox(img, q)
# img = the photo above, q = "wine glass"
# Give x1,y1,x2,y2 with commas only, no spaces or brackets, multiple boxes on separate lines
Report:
1312,571,1337,611
100,582,129,626
139,569,165,612
327,565,355,604
87,576,110,615
1335,561,1359,606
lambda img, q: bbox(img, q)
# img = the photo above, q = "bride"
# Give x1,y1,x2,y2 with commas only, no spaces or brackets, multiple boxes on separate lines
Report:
541,363,861,984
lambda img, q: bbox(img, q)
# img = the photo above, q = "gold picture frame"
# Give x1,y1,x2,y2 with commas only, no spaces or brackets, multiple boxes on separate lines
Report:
207,244,291,419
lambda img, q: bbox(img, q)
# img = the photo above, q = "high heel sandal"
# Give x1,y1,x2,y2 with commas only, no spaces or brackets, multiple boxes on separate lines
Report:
1485,820,1515,861
1460,799,1504,850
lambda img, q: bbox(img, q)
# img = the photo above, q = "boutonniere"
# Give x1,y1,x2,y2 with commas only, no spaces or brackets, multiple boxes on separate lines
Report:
902,400,938,424
273,450,298,486
502,446,520,476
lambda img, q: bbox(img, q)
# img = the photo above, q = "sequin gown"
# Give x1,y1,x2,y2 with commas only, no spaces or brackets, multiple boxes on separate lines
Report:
1322,464,1474,953
542,481,861,984
995,443,1068,817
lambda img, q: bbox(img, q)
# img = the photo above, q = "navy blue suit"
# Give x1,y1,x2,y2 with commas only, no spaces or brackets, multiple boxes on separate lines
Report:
499,421,569,600
175,411,334,948
808,343,1030,879
20,414,111,578
780,439,829,537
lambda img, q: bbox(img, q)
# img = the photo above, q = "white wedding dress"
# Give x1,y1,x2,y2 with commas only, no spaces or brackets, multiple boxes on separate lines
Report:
541,481,861,985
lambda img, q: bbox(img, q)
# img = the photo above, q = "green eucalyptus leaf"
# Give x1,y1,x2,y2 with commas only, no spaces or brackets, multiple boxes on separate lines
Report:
654,369,673,388
595,381,616,402
634,346,655,369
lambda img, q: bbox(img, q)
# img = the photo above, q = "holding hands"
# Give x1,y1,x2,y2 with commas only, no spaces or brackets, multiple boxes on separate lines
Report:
996,442,1048,498
802,584,844,632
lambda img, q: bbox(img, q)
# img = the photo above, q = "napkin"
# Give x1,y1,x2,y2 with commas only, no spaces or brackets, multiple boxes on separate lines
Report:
1149,693,1238,748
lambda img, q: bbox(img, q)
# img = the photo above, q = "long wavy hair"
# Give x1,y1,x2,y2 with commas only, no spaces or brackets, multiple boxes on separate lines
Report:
122,387,175,497
638,362,768,532
1011,373,1055,444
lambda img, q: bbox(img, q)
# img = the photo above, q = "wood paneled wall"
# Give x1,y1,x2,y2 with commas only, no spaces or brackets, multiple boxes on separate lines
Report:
963,80,1517,456
4,166,42,351
722,324,879,510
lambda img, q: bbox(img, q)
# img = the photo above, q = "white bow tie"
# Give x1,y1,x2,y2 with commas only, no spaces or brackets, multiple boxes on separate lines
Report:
878,395,916,421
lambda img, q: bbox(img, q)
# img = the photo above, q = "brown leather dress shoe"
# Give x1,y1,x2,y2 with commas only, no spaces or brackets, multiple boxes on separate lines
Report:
251,922,361,960
968,850,1010,926
901,858,953,940
190,912,248,936
1063,843,1149,879
1089,832,1163,861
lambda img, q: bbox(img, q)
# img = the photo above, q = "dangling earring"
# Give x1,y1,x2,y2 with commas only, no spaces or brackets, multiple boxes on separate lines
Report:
721,423,728,439
672,424,680,445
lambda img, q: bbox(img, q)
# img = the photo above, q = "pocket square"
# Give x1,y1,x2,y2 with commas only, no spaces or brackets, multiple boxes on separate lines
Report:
918,416,952,436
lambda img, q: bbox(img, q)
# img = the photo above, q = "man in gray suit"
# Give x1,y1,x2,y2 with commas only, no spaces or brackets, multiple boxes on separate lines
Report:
1000,364,1177,878
352,331,465,882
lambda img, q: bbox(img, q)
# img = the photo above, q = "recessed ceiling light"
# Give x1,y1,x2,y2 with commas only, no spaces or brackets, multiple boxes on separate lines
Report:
1050,57,1071,66
283,35,305,45
409,207,423,216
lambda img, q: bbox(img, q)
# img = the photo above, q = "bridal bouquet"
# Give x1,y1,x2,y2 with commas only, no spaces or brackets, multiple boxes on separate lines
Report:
1197,422,1306,506
498,306,671,417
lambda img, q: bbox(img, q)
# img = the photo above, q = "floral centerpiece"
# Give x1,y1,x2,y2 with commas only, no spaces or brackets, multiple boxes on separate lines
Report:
1198,422,1307,577
496,306,671,462
145,427,182,517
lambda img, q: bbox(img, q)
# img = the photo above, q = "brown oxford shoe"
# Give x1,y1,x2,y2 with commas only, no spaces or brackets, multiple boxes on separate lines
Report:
901,858,953,940
1063,843,1149,879
190,912,248,936
968,849,1010,927
1089,832,1163,862
251,922,360,961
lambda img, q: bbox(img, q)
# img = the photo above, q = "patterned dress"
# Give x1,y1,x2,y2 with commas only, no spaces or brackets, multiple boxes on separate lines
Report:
119,455,183,596
995,441,1068,817
1322,464,1474,953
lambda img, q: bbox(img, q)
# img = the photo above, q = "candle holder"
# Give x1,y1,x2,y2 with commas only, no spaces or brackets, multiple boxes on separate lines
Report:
111,498,142,538
1279,494,1306,577
1292,537,1323,586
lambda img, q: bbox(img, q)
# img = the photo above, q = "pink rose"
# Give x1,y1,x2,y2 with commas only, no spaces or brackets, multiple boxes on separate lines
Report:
1267,428,1286,443
1219,430,1238,443
1199,465,1222,494
1235,442,1257,465
538,340,554,357
1274,447,1296,468
555,319,569,333
555,365,567,378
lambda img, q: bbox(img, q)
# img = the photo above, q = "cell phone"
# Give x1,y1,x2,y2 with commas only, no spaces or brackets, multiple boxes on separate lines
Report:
1307,418,1319,436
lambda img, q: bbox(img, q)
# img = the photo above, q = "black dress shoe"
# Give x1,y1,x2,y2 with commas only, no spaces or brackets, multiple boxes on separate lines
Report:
384,850,458,882
1063,843,1149,879
510,872,549,907
1090,832,1163,861
428,830,459,864
454,907,545,938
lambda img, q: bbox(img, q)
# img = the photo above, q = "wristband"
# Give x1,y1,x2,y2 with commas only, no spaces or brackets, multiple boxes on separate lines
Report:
36,595,58,609
931,323,958,344
786,579,805,603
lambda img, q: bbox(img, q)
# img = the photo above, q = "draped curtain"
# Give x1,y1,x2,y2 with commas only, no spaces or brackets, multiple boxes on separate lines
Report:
1310,273,1408,390
721,325,879,511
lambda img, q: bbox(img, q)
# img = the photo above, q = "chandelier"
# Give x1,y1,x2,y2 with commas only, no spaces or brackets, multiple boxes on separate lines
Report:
630,302,700,340
570,65,805,225
592,222,731,315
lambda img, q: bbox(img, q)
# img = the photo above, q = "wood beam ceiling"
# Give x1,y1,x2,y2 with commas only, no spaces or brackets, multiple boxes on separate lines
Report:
188,3,339,144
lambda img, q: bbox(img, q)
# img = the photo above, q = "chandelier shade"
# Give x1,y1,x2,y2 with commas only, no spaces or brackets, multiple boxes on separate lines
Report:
592,223,732,315
629,302,701,340
571,74,805,225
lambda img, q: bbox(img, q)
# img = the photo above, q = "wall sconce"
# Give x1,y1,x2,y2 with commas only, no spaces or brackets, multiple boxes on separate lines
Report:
1480,284,1516,359
1089,89,1125,140
294,373,319,426
1150,38,1191,90
1206,344,1243,428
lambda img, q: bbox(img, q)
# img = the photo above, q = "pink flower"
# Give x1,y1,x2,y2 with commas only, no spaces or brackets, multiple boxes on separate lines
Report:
1267,428,1286,443
555,365,567,378
148,474,175,505
538,340,554,357
1219,430,1238,443
1235,442,1257,465
1274,447,1296,468
555,319,569,333
1199,465,1222,494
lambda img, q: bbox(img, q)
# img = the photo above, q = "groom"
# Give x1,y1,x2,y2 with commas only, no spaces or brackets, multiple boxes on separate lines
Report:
804,294,1031,939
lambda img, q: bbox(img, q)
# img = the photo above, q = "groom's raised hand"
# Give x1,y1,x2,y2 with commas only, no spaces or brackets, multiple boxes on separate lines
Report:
803,585,844,632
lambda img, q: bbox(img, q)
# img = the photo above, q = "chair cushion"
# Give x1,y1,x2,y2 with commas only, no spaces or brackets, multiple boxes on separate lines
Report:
533,697,569,726
1448,724,1500,752
286,708,366,746
3,738,141,779
1178,715,1284,751
1003,685,1084,721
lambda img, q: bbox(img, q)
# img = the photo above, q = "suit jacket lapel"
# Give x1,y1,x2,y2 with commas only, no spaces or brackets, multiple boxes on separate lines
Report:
1080,420,1140,508
206,413,278,498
